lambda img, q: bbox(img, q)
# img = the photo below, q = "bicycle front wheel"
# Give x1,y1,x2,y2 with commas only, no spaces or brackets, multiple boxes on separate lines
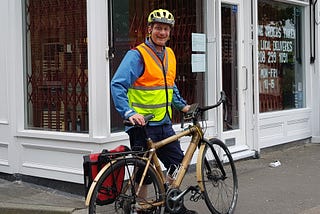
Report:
88,157,165,214
200,139,238,214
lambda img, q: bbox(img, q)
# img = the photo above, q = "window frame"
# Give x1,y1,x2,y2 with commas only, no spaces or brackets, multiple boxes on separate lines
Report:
18,0,111,142
257,0,307,113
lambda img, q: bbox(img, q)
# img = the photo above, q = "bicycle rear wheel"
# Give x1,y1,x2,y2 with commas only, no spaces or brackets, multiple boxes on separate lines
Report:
200,139,238,214
88,157,165,214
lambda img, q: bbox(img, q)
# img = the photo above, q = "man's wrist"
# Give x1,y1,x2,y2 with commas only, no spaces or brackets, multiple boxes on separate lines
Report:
124,109,136,119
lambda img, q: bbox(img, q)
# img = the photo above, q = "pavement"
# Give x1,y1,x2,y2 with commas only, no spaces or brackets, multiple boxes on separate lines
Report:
0,141,320,214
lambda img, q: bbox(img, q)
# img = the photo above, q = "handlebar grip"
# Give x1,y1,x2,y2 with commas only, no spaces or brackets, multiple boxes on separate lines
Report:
123,114,155,126
184,103,199,120
144,114,155,122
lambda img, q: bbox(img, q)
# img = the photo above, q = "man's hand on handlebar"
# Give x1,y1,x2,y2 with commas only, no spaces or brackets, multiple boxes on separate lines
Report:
181,105,191,113
129,113,145,126
124,114,154,126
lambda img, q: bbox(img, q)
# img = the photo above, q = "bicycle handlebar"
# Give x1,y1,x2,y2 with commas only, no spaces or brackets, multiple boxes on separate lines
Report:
199,91,226,112
123,114,155,126
184,91,227,116
183,91,226,122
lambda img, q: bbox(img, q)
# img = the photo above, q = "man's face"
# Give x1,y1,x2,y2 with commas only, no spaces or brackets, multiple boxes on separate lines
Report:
149,23,171,47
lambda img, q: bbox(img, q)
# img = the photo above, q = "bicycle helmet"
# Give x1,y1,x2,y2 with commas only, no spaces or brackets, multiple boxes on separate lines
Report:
147,9,175,27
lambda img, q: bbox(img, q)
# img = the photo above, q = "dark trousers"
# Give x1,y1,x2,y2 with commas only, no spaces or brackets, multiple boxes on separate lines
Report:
127,124,184,170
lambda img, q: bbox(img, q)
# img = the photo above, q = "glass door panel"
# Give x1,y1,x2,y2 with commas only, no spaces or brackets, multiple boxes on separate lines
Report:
221,3,239,132
220,0,248,149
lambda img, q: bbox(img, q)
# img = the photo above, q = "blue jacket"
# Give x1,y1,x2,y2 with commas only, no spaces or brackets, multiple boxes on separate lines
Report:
111,38,187,127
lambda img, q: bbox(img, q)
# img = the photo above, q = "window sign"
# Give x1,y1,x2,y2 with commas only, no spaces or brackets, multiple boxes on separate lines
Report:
191,33,206,73
232,5,238,13
192,33,206,52
191,54,206,72
258,1,304,112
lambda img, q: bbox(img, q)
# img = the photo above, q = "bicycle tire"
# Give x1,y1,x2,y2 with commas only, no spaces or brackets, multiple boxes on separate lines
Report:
200,138,238,214
88,157,165,214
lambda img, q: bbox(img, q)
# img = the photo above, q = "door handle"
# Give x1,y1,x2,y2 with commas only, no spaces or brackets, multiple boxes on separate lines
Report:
242,66,248,91
105,47,115,60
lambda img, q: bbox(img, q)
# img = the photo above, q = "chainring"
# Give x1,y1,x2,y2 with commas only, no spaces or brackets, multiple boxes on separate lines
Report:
165,188,183,214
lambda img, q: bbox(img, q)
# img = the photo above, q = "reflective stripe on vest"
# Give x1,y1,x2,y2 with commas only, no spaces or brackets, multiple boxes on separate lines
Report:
128,43,176,121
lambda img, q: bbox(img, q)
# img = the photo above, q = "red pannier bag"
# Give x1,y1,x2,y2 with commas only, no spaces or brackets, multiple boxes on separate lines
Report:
83,145,130,205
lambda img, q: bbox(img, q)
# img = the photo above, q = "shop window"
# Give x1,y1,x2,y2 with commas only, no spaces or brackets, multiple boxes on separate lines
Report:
258,0,304,113
109,0,205,132
24,0,88,132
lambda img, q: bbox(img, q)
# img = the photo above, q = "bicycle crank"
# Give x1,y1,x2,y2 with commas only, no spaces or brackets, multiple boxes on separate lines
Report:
165,188,183,213
165,186,201,213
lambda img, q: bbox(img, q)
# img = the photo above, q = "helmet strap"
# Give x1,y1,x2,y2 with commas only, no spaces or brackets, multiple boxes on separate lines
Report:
149,36,165,50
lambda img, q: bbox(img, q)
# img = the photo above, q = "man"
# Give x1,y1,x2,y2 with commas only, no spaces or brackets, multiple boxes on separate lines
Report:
111,9,196,214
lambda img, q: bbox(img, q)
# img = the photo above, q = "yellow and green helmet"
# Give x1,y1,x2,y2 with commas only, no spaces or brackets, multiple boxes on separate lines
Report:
147,9,175,27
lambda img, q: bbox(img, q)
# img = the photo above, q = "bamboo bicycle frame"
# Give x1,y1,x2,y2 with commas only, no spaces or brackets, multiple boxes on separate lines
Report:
85,123,208,207
137,124,205,194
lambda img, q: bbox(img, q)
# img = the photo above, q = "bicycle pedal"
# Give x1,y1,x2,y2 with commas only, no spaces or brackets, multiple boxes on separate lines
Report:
190,192,202,202
190,186,202,202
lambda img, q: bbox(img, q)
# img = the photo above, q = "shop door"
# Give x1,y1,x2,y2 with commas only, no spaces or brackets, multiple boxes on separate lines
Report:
219,1,252,156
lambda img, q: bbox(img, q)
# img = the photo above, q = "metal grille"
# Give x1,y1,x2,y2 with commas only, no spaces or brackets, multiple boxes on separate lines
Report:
25,0,88,132
110,0,205,131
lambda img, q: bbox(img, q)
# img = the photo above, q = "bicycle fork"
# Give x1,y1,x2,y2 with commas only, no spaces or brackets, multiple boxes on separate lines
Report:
196,139,227,194
206,141,227,179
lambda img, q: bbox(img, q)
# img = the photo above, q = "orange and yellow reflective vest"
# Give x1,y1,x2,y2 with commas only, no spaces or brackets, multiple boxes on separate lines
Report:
127,43,176,121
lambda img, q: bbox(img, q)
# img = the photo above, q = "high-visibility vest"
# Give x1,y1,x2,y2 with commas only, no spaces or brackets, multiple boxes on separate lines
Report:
127,43,176,121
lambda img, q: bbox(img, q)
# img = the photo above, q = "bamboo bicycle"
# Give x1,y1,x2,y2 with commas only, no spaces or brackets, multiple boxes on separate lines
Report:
85,91,238,214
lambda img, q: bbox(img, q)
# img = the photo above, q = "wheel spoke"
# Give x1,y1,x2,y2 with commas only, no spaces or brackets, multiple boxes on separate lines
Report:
201,139,238,214
88,158,165,214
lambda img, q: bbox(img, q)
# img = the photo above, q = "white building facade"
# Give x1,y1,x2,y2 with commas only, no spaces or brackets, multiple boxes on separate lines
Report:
0,0,319,184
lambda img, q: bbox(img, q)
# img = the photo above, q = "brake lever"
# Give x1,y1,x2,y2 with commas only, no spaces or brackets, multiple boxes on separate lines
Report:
181,114,185,129
220,91,227,103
